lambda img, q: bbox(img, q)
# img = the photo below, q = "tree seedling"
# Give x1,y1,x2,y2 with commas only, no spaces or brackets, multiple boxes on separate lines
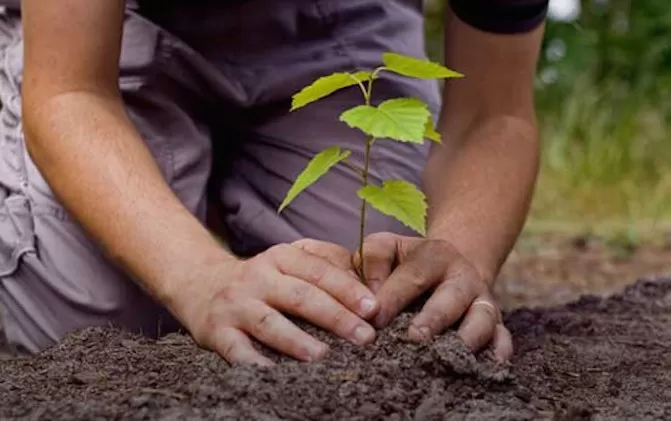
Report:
278,52,464,279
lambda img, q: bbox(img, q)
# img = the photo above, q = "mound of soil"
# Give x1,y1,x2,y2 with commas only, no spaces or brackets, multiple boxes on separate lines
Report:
1,278,670,421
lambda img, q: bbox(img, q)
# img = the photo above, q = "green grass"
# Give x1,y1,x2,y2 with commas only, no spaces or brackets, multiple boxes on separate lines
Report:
421,2,671,242
526,76,671,241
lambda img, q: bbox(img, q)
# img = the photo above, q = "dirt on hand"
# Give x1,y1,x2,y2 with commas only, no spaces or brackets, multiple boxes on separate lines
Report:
1,277,670,421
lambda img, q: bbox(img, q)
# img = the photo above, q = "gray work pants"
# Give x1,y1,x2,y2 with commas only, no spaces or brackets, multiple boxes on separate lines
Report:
0,0,440,354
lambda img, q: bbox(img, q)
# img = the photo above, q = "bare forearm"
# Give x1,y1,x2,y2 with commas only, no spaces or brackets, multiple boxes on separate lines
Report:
424,117,539,284
422,7,544,284
23,91,233,306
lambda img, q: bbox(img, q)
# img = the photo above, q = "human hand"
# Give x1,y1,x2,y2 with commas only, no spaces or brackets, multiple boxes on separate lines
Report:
354,232,513,362
173,239,380,366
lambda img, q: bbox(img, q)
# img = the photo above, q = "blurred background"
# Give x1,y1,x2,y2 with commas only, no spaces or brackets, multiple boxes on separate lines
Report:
424,0,671,244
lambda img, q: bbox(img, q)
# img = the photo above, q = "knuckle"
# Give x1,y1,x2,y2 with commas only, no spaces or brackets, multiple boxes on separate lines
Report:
303,262,330,288
421,308,445,329
449,279,473,304
364,232,392,245
424,239,455,257
192,309,219,349
406,262,430,289
292,239,326,257
216,282,240,302
446,264,482,295
362,233,397,255
290,238,313,249
219,331,239,361
332,249,352,267
222,342,237,362
286,282,313,310
464,263,486,285
266,243,292,261
251,308,278,336
274,243,294,255
331,306,352,332
192,295,244,350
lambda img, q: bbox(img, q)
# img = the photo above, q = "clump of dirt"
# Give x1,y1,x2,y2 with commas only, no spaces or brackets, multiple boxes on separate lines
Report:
1,278,670,421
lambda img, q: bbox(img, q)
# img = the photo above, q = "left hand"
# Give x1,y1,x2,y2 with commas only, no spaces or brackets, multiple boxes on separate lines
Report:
354,232,513,362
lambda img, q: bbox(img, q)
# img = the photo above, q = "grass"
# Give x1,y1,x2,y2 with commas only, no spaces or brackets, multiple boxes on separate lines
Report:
422,1,671,244
526,76,671,242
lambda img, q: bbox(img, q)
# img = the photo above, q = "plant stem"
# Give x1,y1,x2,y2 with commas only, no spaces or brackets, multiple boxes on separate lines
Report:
355,70,380,281
357,136,373,281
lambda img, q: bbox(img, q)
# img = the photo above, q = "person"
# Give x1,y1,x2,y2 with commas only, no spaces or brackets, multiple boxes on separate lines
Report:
0,0,548,366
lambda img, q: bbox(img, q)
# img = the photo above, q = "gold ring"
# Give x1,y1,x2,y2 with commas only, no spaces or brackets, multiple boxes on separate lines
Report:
471,299,500,321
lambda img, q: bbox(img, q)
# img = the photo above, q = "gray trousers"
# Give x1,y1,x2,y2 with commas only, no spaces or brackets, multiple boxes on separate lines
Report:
0,0,440,354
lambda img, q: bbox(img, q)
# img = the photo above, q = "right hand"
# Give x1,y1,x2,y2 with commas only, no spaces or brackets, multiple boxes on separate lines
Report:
174,239,381,366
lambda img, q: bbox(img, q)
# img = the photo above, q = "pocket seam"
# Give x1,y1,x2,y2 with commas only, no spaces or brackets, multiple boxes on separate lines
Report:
0,196,35,278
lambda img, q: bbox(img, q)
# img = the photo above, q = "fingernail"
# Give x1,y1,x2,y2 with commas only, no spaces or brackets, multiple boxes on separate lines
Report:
352,325,375,345
359,297,378,316
409,325,432,341
306,342,328,361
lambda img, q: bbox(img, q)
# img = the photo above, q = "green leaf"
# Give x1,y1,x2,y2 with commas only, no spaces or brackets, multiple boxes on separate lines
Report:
358,180,427,236
382,52,464,80
424,119,441,143
339,98,431,142
291,71,374,111
279,146,351,212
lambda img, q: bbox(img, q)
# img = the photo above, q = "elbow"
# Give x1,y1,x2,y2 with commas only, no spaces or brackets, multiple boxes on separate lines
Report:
21,87,47,165
20,85,119,171
20,85,74,175
444,110,540,152
485,113,541,163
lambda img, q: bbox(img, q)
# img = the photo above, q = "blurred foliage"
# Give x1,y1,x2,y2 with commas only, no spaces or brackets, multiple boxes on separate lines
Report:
423,0,671,235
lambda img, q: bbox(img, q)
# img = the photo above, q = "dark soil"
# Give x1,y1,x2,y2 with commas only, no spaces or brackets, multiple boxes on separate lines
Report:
1,277,670,421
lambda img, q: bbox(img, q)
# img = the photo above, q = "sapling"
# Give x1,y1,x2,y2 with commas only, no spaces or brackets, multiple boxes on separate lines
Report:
278,52,464,280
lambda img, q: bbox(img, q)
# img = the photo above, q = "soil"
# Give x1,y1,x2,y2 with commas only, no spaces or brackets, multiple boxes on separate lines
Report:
494,232,671,310
1,234,670,421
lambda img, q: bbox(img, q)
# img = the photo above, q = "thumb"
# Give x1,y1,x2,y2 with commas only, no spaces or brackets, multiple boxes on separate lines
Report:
353,232,405,293
291,238,357,276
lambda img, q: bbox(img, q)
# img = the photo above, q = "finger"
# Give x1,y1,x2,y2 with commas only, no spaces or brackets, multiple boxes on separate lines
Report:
212,327,275,367
373,240,451,328
291,239,353,273
240,300,329,362
455,297,499,352
353,232,401,293
491,323,514,362
268,274,376,346
270,244,379,319
407,262,480,340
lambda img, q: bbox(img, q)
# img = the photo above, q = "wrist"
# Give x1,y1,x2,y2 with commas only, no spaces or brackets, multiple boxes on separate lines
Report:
126,212,239,317
158,242,241,328
426,225,498,287
160,257,241,333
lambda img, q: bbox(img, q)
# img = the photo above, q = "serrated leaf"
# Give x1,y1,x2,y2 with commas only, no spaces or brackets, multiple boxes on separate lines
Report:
339,98,430,142
279,146,351,212
291,71,374,111
358,180,427,235
382,52,464,80
424,119,441,143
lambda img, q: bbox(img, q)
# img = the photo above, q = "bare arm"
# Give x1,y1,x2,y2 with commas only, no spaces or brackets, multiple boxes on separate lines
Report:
353,2,546,360
20,0,380,364
21,0,233,313
423,6,544,284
